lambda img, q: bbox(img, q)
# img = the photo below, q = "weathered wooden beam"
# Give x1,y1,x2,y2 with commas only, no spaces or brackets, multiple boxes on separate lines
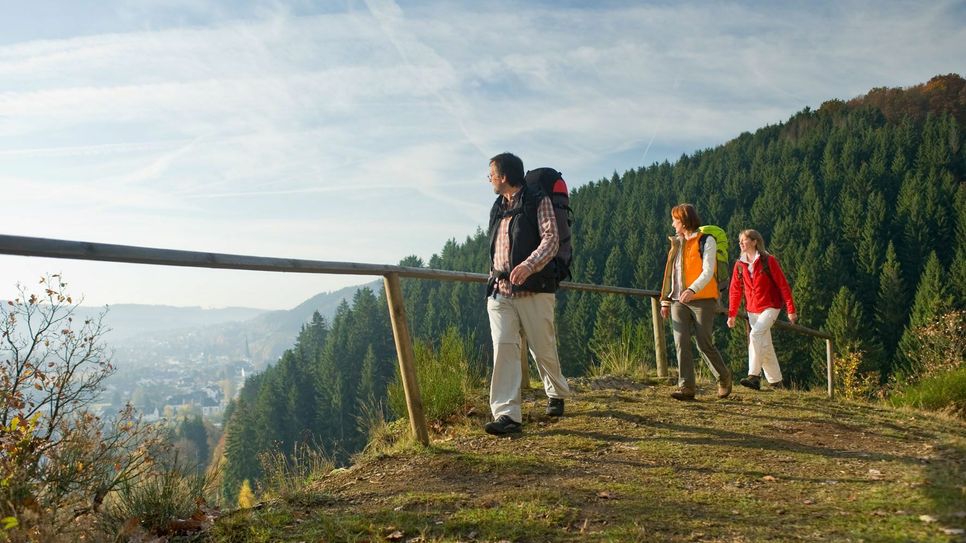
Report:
651,298,668,378
0,233,838,425
826,339,836,400
383,273,429,446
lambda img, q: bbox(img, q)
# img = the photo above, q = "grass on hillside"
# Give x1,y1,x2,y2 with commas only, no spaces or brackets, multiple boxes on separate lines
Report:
891,366,966,419
209,378,966,543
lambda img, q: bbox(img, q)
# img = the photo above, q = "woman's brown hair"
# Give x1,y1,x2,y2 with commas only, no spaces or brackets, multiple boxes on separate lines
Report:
671,203,701,232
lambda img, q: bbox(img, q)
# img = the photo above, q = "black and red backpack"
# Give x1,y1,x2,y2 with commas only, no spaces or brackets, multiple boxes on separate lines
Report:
524,167,574,286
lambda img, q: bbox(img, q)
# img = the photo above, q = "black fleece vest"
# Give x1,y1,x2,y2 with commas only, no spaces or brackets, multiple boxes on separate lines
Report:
488,184,558,294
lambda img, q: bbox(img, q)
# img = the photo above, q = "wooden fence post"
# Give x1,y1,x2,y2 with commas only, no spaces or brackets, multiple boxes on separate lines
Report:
383,273,430,446
651,298,668,378
826,338,835,400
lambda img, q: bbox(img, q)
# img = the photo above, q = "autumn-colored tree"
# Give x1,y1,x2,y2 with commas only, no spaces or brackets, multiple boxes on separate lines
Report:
1,276,167,539
237,479,256,509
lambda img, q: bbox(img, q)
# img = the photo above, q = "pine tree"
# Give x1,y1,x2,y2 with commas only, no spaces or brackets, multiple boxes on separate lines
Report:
592,246,632,350
895,172,930,282
221,399,260,501
856,191,886,308
874,242,907,376
950,183,966,308
951,245,966,309
177,415,210,470
558,290,594,374
897,252,951,374
591,294,630,353
824,286,884,376
357,346,378,406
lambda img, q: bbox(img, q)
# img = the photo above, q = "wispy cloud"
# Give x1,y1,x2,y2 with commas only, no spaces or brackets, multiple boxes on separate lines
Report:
1,0,962,308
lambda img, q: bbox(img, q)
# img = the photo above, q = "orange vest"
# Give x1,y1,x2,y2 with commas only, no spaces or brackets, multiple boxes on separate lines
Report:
682,236,717,300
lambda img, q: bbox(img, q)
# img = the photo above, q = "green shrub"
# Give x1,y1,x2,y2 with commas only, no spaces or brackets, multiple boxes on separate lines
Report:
354,399,405,459
890,365,966,418
588,324,651,380
889,310,966,418
388,328,482,423
257,443,334,504
98,452,214,538
833,348,881,400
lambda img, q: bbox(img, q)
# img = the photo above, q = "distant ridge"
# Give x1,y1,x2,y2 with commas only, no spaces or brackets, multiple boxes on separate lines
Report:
73,304,269,341
86,279,381,369
842,73,965,124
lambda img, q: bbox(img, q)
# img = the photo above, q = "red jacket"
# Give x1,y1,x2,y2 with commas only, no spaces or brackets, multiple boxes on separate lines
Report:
728,254,796,317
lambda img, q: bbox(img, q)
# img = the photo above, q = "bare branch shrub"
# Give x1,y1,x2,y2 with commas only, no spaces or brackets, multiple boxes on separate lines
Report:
0,275,166,539
909,309,966,378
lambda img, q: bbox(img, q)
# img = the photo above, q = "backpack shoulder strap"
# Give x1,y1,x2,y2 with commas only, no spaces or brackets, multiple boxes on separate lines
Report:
493,186,540,221
761,253,772,277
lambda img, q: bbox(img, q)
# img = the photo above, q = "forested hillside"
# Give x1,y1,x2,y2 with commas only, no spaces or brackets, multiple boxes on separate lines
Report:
219,74,965,501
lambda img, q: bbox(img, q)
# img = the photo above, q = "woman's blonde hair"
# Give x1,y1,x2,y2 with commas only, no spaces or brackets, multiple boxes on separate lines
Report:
740,229,769,258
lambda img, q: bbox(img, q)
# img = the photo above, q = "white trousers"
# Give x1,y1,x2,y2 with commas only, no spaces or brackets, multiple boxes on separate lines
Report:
487,293,571,422
747,307,783,384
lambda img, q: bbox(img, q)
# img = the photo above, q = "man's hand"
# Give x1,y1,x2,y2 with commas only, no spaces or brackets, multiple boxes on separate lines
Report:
660,306,670,319
788,313,798,325
509,262,533,285
727,316,736,328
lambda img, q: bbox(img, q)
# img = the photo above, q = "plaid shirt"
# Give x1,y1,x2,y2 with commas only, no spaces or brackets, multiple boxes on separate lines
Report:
492,189,559,298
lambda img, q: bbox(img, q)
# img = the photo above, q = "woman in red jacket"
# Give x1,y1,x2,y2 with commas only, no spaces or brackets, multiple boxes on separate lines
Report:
726,229,797,390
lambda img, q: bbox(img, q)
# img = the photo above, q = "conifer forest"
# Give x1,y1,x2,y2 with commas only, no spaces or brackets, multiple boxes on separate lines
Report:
220,75,966,500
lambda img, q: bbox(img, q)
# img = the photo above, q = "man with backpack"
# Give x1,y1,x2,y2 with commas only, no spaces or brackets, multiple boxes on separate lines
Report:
483,152,572,435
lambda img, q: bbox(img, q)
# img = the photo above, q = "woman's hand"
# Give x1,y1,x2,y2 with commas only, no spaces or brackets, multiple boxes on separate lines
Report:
788,313,798,324
679,288,695,303
660,306,670,319
727,316,736,328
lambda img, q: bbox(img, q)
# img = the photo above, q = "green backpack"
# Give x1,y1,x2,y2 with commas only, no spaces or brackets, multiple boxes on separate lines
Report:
698,225,730,291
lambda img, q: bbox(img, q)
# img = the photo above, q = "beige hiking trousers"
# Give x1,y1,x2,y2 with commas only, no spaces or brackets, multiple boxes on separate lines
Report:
487,293,572,422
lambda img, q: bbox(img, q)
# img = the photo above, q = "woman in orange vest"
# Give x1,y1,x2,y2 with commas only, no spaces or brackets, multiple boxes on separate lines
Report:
659,203,733,401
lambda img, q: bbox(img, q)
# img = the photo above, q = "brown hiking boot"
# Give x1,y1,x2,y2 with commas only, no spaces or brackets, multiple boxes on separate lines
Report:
670,387,696,401
717,377,733,399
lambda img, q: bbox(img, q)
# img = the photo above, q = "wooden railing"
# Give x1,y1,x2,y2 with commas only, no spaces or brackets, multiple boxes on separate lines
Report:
0,234,835,445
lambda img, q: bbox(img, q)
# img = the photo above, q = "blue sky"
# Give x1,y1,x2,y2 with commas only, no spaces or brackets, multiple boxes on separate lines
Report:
1,0,963,309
